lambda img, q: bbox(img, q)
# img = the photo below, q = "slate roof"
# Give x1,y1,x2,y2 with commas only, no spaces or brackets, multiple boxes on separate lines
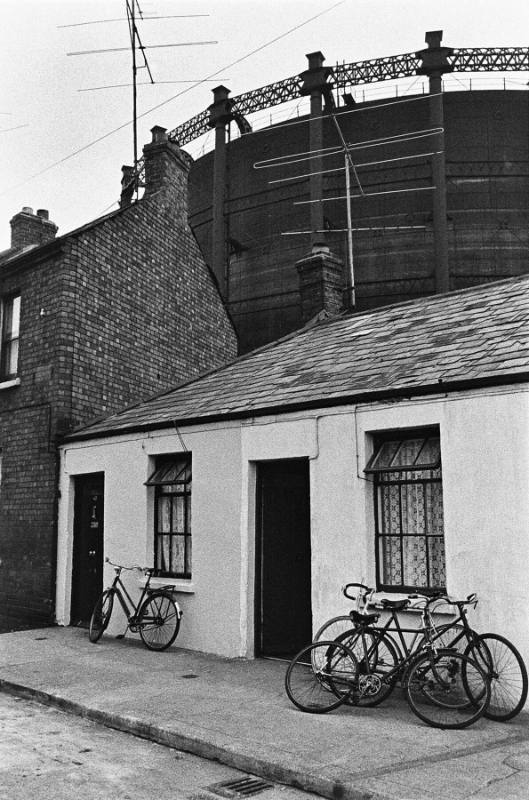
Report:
67,274,529,442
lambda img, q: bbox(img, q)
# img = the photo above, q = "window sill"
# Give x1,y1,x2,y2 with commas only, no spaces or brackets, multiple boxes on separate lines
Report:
0,377,20,390
140,577,195,594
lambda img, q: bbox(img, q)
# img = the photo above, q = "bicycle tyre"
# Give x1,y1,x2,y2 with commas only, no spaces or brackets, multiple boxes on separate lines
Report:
285,640,358,714
465,633,528,722
334,628,400,706
405,649,490,729
88,589,114,643
138,591,180,651
314,615,356,643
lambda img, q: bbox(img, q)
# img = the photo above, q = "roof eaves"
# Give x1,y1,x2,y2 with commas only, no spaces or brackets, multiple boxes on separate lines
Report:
63,369,529,444
0,202,138,275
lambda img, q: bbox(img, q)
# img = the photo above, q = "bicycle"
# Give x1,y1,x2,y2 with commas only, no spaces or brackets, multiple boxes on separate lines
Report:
315,583,527,722
88,558,182,651
286,594,491,728
419,593,528,722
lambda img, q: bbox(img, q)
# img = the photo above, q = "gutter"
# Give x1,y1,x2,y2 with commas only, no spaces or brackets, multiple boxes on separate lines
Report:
63,370,529,444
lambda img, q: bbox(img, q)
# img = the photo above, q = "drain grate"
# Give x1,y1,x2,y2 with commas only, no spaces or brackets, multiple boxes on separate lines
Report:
208,777,273,797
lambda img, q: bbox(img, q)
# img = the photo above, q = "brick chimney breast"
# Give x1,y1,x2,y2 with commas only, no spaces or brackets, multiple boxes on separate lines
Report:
296,244,345,323
142,125,194,213
10,207,58,250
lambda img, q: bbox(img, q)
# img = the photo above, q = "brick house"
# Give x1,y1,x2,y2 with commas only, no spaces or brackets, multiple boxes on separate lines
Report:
0,127,237,630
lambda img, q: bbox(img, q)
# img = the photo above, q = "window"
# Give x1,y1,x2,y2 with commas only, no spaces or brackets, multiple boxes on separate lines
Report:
365,429,445,593
0,293,21,381
146,455,192,578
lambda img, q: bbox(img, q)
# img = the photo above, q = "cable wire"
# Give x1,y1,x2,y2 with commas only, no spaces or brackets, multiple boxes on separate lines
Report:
2,0,345,197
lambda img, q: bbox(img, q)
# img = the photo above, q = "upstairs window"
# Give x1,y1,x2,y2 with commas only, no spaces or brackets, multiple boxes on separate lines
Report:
0,293,21,381
365,430,445,593
146,455,192,579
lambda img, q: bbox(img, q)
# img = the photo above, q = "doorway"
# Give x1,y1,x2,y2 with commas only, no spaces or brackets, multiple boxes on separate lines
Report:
255,459,312,658
70,473,105,626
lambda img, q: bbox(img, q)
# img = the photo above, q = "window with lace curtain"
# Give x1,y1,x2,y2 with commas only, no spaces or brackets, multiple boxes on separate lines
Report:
365,429,445,593
145,455,192,579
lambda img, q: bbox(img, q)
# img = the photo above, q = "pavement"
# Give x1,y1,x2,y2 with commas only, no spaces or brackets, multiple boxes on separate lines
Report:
1,627,529,800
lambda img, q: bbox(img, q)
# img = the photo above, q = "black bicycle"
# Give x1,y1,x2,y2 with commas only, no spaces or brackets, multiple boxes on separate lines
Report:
315,583,527,722
287,584,492,728
88,558,182,651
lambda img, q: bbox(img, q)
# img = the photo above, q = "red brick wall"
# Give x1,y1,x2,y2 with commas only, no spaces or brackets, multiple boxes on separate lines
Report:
0,180,237,630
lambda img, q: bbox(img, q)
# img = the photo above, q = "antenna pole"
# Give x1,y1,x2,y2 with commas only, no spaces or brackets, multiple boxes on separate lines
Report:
344,153,355,308
128,0,138,170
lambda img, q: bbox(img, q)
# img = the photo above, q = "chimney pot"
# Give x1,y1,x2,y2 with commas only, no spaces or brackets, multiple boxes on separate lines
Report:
151,125,168,144
10,206,57,249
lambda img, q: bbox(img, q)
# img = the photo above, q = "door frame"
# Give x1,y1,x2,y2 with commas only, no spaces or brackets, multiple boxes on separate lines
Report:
70,472,105,625
254,458,312,658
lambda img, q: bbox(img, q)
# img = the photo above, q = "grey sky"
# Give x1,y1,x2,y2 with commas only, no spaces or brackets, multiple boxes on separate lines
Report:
1,0,528,250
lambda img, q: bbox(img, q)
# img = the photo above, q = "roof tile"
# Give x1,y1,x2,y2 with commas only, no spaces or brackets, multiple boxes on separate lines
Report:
68,274,529,440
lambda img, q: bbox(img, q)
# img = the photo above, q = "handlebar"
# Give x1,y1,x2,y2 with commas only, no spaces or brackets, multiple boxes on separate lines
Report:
105,557,152,575
342,582,372,601
425,593,478,610
341,582,477,613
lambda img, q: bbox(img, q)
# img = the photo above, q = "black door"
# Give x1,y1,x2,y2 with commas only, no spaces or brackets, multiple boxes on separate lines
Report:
71,474,104,625
256,459,312,658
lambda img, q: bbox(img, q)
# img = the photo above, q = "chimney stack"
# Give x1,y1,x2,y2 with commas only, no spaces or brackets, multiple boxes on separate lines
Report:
296,243,345,323
142,125,193,213
10,207,58,250
120,165,136,208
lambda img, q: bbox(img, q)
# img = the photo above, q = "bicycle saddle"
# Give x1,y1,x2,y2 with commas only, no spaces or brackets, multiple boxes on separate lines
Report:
380,599,409,610
349,609,379,624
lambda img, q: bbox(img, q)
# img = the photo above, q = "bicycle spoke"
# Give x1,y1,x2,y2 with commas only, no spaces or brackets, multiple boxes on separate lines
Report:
138,592,180,651
285,641,358,713
406,650,490,729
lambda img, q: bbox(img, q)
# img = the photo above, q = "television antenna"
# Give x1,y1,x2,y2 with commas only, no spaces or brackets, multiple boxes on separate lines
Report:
254,94,444,309
64,2,217,189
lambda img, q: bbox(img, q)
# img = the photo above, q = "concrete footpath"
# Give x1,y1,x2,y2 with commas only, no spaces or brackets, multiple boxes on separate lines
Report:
1,627,529,800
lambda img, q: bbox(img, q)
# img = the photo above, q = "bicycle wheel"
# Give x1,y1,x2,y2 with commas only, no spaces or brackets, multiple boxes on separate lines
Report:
334,628,399,706
406,649,490,729
465,633,528,722
138,591,180,651
314,615,356,642
285,640,358,714
89,589,114,643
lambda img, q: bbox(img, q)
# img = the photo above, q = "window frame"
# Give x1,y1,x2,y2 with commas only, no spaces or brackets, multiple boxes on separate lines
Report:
146,454,192,579
365,427,445,595
0,292,21,382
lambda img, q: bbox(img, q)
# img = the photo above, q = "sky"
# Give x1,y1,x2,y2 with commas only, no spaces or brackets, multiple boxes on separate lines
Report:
1,0,529,251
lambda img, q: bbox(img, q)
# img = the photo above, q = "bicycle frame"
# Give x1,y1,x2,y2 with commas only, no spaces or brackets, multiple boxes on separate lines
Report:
352,587,479,664
107,566,157,628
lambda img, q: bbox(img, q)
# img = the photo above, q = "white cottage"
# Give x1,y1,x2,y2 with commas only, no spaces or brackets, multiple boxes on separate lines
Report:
57,274,529,670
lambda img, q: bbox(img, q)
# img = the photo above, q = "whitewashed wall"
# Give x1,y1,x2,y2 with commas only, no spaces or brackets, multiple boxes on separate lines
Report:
57,422,244,657
57,384,529,668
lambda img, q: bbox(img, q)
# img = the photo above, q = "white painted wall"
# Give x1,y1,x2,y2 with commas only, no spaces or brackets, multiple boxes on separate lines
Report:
57,384,529,678
57,423,244,657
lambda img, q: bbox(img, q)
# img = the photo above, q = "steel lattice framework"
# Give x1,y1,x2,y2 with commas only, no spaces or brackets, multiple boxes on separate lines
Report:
132,45,529,182
449,46,529,72
165,46,529,147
